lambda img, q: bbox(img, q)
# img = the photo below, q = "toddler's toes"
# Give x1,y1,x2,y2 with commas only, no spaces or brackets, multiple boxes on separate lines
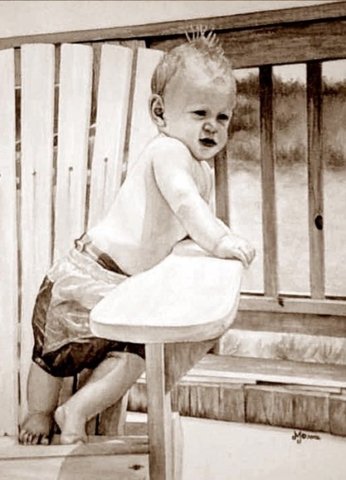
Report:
40,434,50,446
18,412,53,445
18,429,27,445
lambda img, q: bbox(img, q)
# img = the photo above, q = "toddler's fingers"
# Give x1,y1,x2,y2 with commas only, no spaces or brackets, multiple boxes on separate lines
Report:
245,247,256,265
233,249,249,268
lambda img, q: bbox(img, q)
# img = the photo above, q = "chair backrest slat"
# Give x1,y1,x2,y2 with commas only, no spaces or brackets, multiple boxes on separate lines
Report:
54,44,93,260
127,47,163,168
0,48,18,436
19,44,56,415
88,44,133,228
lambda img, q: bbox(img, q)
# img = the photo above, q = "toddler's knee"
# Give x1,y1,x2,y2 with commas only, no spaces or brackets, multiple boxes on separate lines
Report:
107,350,144,366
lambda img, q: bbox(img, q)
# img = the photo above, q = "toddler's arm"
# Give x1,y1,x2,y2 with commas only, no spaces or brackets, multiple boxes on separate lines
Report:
152,139,255,267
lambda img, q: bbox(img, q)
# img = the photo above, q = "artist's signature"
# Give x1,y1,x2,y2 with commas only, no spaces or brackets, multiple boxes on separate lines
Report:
292,430,321,444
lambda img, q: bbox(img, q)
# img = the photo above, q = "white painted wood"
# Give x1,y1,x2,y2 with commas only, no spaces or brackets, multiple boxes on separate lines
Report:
145,343,173,480
88,44,133,228
54,44,93,260
91,239,243,343
20,43,55,419
127,47,163,168
172,412,183,480
0,48,18,436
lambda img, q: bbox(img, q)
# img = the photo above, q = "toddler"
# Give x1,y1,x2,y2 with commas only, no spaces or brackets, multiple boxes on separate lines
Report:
19,30,255,446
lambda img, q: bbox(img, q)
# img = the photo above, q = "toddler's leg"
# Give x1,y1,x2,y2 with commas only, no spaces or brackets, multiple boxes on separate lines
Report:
19,362,62,445
54,352,145,444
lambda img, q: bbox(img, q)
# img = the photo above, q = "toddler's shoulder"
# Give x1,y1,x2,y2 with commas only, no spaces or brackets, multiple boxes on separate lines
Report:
150,135,191,158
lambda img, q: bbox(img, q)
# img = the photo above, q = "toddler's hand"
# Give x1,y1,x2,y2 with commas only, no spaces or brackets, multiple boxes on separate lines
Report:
215,234,256,268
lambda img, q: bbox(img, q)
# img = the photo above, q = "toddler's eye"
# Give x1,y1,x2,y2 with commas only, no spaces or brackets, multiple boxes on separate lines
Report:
193,110,206,117
217,113,230,123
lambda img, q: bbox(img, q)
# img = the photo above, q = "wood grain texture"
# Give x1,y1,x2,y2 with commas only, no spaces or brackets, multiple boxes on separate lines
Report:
1,2,345,49
0,437,148,460
259,66,278,297
214,147,231,226
0,48,18,436
232,311,346,338
329,394,346,436
126,47,163,168
128,381,245,423
245,385,330,432
239,295,346,316
145,343,173,480
20,44,55,417
164,340,216,393
54,44,93,259
151,17,346,69
88,44,133,228
191,355,346,389
307,62,325,298
0,452,148,480
171,413,183,480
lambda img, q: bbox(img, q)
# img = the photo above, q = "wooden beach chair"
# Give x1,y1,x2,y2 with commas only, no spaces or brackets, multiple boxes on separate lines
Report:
0,41,243,479
91,239,243,479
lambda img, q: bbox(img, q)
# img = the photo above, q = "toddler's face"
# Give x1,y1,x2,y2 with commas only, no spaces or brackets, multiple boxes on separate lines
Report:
161,70,234,161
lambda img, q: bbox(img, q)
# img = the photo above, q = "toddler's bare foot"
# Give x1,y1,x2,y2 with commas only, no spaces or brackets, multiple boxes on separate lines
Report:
19,412,54,445
54,405,87,445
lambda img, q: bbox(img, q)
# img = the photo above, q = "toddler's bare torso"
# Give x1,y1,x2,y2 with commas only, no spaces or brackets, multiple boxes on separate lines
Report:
88,135,212,275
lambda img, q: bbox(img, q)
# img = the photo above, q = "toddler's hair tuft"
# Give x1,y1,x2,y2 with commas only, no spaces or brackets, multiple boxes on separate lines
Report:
184,25,225,59
151,26,235,99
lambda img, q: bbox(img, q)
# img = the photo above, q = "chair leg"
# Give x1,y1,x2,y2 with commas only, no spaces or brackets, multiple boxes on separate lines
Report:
145,343,174,480
97,390,129,435
172,412,183,480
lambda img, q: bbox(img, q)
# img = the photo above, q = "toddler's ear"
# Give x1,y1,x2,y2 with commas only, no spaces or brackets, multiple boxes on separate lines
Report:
149,94,165,127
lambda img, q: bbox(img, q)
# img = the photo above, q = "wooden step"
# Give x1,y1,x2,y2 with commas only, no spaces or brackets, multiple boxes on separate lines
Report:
128,355,346,436
136,354,346,389
190,355,346,389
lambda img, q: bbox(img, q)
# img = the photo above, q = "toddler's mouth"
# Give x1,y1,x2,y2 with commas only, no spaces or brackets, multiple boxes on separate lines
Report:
199,138,217,148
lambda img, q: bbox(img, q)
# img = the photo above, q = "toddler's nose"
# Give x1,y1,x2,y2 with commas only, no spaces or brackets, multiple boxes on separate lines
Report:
203,121,217,134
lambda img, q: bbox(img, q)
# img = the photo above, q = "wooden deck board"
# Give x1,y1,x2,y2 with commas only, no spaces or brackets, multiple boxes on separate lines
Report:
0,454,148,480
0,436,148,459
0,436,149,480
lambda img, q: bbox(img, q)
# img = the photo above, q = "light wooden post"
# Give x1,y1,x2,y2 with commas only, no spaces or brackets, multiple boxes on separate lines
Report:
145,343,174,480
